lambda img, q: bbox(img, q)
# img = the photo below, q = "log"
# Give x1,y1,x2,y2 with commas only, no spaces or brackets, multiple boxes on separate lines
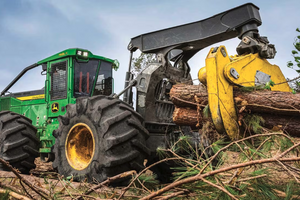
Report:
173,107,300,136
173,107,199,126
170,84,300,116
173,107,198,126
170,84,300,136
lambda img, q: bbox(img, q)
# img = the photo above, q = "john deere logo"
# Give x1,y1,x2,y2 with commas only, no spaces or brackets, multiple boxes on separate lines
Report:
51,103,59,113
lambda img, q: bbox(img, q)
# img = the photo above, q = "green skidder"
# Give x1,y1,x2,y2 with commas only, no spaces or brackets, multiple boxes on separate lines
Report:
0,48,149,182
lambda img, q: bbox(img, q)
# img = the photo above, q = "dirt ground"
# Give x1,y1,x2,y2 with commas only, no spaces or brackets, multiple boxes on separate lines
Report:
1,139,300,199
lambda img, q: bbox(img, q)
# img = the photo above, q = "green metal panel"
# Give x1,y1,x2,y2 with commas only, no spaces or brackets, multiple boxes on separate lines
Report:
0,98,11,111
39,118,57,153
0,97,22,112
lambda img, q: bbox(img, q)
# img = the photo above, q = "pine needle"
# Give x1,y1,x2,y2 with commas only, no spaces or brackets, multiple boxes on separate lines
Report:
203,105,210,118
0,190,9,200
244,114,265,134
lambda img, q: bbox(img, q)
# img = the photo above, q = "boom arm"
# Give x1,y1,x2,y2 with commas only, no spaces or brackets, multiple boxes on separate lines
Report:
128,3,275,61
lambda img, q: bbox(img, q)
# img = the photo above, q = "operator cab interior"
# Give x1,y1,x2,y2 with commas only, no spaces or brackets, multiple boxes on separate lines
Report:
73,59,113,97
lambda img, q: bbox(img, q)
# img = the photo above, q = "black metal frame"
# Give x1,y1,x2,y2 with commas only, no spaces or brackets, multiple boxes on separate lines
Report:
128,3,261,61
1,63,39,96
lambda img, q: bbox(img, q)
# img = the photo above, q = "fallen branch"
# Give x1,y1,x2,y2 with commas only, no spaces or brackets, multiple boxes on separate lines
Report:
0,188,31,200
225,174,267,184
0,171,84,188
117,157,183,200
0,158,50,199
200,177,238,200
228,136,272,185
275,159,300,183
200,132,290,175
141,157,300,200
58,193,102,199
19,180,35,200
77,170,136,199
0,181,22,194
140,141,300,200
155,190,185,200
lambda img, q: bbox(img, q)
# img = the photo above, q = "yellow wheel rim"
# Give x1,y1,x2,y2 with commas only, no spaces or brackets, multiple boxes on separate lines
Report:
65,123,95,170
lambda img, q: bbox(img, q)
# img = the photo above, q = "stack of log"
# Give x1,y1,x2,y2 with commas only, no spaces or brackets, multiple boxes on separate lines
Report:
170,84,300,137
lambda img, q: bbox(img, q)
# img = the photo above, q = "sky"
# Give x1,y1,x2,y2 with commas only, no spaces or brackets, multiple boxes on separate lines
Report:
0,0,299,94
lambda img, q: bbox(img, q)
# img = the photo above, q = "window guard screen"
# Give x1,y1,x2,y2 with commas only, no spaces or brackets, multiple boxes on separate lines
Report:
51,61,67,100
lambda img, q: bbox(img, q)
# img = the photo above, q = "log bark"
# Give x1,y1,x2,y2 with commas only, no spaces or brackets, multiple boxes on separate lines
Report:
170,84,300,116
170,84,300,136
172,107,300,136
173,107,199,126
173,107,200,126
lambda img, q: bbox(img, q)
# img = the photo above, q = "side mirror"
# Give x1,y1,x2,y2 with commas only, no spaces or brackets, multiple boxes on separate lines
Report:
42,64,47,71
41,64,47,75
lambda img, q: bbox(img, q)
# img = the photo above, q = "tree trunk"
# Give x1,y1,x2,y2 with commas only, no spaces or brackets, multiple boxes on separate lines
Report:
170,84,300,136
170,84,300,115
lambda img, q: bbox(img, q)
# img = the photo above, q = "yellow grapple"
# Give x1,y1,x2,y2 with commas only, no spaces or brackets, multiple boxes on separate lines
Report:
198,46,291,140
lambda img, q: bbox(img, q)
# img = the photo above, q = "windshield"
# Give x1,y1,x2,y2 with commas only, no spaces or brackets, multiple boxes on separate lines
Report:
74,59,99,97
93,61,113,96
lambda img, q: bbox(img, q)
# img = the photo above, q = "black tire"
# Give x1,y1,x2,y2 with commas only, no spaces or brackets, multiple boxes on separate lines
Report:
0,111,39,174
52,95,150,182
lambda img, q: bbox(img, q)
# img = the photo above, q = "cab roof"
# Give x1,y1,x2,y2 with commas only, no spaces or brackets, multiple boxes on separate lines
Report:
37,48,115,65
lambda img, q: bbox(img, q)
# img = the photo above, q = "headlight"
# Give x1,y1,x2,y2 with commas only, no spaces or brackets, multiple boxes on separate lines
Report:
77,50,82,55
83,52,88,57
113,59,119,71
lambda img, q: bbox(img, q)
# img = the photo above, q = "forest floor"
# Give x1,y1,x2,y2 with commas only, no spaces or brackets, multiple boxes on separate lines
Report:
1,133,300,199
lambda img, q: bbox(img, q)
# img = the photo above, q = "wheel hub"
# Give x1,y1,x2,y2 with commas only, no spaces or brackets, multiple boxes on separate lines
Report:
65,123,95,170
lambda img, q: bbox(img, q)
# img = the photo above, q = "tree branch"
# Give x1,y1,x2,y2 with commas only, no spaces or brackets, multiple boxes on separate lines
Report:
77,170,136,199
0,188,31,200
200,177,238,200
117,157,182,200
0,158,50,199
140,156,300,200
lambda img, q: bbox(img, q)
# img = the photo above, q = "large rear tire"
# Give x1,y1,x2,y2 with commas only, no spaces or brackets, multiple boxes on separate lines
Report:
52,96,150,182
0,111,39,173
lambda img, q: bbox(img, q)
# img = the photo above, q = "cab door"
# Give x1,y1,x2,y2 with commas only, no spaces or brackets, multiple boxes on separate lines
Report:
47,58,69,118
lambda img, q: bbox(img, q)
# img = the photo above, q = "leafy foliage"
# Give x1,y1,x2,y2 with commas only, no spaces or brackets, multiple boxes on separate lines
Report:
264,80,275,90
131,53,156,75
287,28,300,70
287,28,300,92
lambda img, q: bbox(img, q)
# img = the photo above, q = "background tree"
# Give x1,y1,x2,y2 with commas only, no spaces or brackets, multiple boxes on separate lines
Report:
131,53,156,76
287,28,300,92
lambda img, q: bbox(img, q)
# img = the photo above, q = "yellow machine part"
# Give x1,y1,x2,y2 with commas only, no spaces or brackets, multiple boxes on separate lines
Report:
16,94,45,101
202,46,239,140
65,123,95,171
224,53,291,92
199,46,291,140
